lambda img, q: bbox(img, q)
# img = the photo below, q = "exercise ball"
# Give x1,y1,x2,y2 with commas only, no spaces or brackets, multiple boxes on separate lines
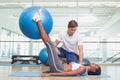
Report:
82,58,90,66
39,48,49,66
19,6,53,39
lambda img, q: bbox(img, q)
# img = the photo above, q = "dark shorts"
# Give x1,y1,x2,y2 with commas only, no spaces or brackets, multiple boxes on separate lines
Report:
45,41,64,72
58,47,79,63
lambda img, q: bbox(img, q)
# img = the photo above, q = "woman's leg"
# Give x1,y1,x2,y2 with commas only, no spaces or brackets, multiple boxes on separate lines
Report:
46,41,64,72
32,10,64,72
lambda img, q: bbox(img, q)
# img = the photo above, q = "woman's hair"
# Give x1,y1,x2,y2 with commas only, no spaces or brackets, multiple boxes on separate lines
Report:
68,20,78,28
88,66,101,75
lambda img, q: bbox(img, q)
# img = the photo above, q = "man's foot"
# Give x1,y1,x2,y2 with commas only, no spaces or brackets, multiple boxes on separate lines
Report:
32,8,42,22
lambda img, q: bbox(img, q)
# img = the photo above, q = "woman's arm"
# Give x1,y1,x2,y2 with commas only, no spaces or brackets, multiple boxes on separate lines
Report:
40,66,86,77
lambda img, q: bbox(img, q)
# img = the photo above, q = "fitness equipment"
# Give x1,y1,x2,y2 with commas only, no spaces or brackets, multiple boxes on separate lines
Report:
82,58,90,66
39,47,90,66
11,55,39,64
39,48,49,66
19,6,53,39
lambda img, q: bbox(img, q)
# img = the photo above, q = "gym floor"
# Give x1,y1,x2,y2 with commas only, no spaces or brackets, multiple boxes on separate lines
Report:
0,64,120,80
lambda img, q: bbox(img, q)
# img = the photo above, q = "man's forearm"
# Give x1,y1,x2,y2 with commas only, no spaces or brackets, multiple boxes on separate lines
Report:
78,45,84,64
79,51,83,64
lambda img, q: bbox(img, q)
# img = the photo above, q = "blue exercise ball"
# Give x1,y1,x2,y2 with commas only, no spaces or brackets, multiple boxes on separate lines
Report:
39,48,49,66
19,6,53,39
82,58,90,66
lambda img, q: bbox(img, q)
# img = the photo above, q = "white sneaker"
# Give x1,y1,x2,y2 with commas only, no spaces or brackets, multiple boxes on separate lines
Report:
32,8,42,22
37,8,43,16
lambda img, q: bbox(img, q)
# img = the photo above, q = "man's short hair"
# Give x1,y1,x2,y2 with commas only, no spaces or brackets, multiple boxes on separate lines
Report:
88,66,101,75
68,20,78,28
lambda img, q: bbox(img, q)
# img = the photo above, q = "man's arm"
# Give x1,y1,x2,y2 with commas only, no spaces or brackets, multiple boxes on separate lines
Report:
40,66,86,77
54,40,60,46
78,45,84,65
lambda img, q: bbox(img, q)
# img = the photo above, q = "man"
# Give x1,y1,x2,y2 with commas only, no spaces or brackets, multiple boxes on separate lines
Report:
54,20,84,64
32,8,101,77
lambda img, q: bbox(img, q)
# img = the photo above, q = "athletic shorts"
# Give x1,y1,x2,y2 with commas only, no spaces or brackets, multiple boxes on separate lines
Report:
45,41,64,72
58,47,79,63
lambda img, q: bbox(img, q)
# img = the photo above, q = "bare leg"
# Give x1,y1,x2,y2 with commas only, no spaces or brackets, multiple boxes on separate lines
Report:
32,8,50,43
36,21,50,43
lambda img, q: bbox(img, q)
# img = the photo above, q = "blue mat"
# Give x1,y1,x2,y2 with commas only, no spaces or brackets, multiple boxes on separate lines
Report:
0,64,41,67
9,71,110,78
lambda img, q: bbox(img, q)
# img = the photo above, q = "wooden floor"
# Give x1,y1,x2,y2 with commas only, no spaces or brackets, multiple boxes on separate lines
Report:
0,63,120,80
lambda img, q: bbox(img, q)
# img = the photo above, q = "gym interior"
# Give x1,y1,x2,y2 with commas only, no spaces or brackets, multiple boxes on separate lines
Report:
0,0,120,80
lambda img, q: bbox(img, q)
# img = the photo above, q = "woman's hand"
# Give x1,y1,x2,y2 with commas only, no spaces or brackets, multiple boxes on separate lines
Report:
40,73,51,77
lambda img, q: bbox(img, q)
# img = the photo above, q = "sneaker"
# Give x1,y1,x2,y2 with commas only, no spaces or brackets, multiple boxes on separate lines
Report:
37,8,43,16
32,8,42,22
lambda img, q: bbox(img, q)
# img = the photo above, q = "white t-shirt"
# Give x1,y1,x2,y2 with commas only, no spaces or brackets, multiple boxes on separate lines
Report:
57,30,83,55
